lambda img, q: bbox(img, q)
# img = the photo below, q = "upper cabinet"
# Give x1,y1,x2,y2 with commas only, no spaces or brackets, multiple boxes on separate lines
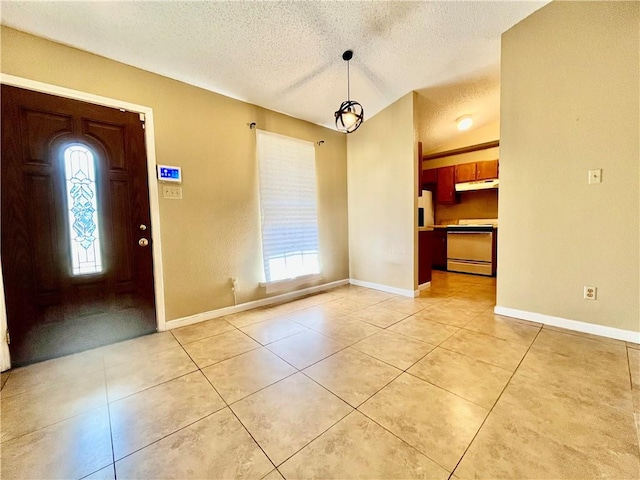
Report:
476,160,499,180
455,163,477,183
455,160,498,183
422,159,499,204
435,166,457,204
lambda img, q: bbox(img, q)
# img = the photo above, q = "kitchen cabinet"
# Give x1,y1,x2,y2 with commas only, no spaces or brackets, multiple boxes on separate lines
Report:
455,160,499,183
418,230,433,285
455,163,477,183
430,229,447,270
435,166,457,204
422,168,437,185
477,160,499,180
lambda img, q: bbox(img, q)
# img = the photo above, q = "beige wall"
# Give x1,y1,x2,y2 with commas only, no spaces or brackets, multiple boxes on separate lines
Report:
347,92,417,292
1,27,349,321
498,1,639,332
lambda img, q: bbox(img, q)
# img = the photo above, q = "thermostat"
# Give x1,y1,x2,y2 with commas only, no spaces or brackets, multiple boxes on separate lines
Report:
157,165,182,183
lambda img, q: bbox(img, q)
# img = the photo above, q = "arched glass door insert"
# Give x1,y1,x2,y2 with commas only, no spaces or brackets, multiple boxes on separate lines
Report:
63,144,103,275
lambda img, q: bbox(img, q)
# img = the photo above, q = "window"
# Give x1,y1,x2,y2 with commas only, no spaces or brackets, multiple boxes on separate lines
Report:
257,130,320,283
63,144,103,275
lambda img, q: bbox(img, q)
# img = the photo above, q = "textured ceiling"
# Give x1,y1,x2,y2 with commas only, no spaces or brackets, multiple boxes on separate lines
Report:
1,1,547,147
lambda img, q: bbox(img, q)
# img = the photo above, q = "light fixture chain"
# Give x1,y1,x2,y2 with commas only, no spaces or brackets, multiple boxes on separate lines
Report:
347,58,350,101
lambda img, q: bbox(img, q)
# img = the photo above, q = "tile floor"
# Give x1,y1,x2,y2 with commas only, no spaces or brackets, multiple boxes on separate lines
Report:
1,271,639,479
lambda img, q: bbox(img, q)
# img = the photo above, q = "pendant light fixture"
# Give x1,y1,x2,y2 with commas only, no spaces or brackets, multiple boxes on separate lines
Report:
334,50,364,133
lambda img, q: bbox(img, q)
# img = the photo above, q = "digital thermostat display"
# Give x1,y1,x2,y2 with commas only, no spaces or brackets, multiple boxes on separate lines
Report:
157,165,182,183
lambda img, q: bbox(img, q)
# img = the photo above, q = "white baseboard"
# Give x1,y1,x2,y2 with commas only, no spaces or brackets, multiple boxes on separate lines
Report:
166,279,349,330
349,279,418,298
418,281,431,291
494,306,640,344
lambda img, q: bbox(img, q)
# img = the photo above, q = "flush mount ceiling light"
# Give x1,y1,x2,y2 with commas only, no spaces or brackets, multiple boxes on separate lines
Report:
334,50,364,134
456,115,473,131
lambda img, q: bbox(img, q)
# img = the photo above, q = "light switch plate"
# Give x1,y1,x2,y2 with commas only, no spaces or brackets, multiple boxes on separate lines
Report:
162,185,182,199
588,169,602,184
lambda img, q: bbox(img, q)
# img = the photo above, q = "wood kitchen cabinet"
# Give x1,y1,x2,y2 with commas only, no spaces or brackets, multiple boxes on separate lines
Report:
418,230,433,285
435,166,457,204
422,168,437,185
455,160,499,183
455,163,477,183
477,160,499,180
430,229,447,270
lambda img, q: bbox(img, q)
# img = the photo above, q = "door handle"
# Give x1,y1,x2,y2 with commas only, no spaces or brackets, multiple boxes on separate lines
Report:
138,238,149,247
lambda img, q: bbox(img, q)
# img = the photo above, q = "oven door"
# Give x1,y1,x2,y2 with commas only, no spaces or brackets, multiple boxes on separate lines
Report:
447,231,493,262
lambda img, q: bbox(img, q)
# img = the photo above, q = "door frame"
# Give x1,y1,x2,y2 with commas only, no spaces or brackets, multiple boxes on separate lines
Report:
0,74,167,371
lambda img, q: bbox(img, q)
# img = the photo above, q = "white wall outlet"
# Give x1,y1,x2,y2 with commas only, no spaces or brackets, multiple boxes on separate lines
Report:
588,169,602,184
162,185,182,199
583,286,597,300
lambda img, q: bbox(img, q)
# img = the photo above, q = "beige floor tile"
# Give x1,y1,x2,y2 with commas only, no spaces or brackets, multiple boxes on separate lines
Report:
279,411,449,479
532,328,627,361
454,409,612,479
629,348,640,389
99,331,179,367
304,348,401,407
376,297,426,315
115,408,274,479
83,465,115,480
628,342,640,351
170,318,235,345
543,324,627,346
1,371,9,390
408,347,512,409
240,316,307,345
347,305,409,328
266,330,345,369
110,371,225,460
440,329,529,371
1,407,112,480
306,317,382,346
389,316,459,345
231,373,352,465
181,329,261,368
359,373,488,471
224,308,278,328
285,305,344,328
202,348,296,404
321,298,370,315
1,347,104,397
106,344,197,402
351,330,436,370
414,302,479,327
1,370,106,442
262,469,285,480
516,347,633,411
459,373,640,479
463,313,541,346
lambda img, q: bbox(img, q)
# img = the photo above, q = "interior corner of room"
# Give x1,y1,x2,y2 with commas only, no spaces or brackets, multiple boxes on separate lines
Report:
0,0,639,369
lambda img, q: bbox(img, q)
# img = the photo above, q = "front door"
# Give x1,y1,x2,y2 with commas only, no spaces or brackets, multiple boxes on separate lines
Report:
1,85,157,366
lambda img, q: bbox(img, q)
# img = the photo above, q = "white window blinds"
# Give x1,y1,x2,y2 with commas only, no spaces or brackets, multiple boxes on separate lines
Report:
256,130,320,283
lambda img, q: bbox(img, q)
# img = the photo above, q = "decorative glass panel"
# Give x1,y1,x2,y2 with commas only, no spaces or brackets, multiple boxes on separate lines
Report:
63,145,103,275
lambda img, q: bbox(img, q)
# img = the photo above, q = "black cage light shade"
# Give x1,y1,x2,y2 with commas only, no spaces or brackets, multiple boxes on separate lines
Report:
334,50,364,133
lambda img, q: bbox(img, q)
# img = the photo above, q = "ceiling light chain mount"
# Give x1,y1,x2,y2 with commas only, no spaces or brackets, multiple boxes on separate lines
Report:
334,50,364,134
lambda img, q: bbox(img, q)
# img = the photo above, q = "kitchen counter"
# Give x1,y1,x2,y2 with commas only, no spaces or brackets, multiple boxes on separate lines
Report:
418,226,434,232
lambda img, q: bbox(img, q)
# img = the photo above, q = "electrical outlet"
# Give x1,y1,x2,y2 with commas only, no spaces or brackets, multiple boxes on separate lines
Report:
588,169,602,184
584,286,597,300
162,185,182,199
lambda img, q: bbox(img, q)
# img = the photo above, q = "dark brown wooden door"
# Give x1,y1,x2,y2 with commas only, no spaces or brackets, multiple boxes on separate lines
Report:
1,85,156,366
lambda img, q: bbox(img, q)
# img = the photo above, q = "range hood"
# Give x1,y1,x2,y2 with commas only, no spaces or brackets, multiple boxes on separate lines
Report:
455,179,499,192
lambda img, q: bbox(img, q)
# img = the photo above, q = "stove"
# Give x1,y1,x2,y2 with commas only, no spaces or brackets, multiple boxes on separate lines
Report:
446,219,498,276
